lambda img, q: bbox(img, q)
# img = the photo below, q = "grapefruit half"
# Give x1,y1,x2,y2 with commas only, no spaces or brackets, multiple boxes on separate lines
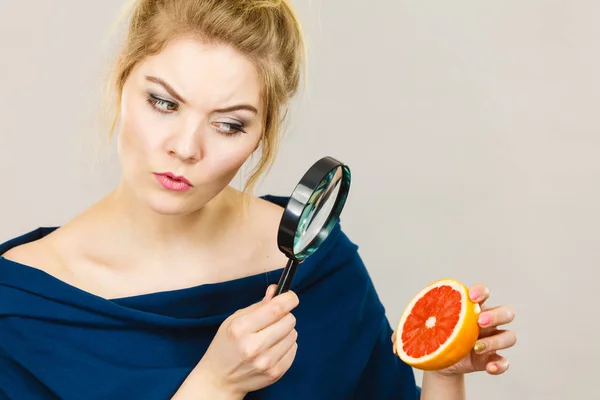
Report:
395,278,481,370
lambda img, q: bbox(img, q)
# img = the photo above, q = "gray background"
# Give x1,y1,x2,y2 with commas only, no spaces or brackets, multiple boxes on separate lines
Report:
1,1,597,398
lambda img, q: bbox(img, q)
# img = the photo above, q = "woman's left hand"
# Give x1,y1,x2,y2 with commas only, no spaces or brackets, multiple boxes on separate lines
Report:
392,283,517,377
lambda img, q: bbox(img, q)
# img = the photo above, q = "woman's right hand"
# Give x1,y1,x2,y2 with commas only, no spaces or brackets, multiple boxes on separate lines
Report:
193,284,299,398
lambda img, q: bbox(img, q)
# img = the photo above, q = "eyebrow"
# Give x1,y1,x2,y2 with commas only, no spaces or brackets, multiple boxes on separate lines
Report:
145,75,186,103
213,104,258,115
145,75,259,115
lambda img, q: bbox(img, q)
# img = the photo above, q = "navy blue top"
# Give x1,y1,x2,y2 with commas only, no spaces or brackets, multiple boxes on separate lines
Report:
0,195,420,399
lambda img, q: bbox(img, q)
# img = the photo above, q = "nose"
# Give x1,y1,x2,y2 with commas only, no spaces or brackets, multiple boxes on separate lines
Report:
168,147,199,163
166,124,203,164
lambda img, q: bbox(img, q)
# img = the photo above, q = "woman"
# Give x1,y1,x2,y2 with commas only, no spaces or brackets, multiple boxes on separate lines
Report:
0,0,516,399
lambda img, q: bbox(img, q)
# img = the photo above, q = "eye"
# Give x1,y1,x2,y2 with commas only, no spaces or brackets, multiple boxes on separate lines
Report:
147,94,178,113
211,121,247,137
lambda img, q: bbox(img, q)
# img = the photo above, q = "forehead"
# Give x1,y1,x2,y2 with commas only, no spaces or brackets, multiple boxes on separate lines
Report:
133,37,262,109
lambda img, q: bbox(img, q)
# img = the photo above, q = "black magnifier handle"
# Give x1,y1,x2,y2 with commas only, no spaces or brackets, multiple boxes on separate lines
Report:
275,258,300,296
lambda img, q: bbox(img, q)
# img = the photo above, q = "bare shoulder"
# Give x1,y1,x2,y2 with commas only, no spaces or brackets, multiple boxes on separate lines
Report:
250,195,285,228
243,195,288,270
0,221,114,296
0,231,65,277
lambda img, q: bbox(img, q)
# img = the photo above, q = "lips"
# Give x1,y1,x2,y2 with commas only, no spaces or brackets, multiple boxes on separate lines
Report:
156,172,192,186
154,172,193,192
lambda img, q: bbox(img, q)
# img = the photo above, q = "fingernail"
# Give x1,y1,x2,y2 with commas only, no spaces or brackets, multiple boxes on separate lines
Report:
469,289,481,301
473,341,486,353
478,313,492,326
265,286,275,299
489,363,498,373
286,293,299,307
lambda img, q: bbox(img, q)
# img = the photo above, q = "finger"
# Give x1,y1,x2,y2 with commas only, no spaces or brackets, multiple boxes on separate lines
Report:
391,331,398,355
240,291,300,333
231,300,264,319
274,341,298,374
252,312,297,353
477,305,515,329
263,284,277,301
265,341,298,384
230,285,279,319
484,353,510,375
478,326,500,338
468,283,490,306
473,329,517,354
253,329,298,374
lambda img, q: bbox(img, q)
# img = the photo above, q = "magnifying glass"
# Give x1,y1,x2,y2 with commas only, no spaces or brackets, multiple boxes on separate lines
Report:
275,156,351,296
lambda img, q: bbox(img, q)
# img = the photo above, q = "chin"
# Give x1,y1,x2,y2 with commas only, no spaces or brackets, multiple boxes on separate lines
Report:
143,192,199,216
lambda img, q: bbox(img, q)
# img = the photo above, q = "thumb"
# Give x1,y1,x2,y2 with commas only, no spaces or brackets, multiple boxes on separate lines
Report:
263,284,277,301
231,285,278,318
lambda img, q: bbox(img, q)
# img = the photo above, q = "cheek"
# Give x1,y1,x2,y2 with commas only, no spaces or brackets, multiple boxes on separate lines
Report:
119,101,163,161
209,138,260,180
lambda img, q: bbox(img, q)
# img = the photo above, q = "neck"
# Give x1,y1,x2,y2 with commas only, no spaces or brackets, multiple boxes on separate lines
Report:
92,182,245,259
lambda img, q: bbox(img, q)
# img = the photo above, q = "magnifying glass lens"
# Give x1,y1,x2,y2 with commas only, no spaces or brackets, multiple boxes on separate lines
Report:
294,167,343,255
275,157,351,296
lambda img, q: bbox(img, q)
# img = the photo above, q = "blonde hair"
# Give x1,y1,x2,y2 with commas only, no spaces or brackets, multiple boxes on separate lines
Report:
105,0,306,195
